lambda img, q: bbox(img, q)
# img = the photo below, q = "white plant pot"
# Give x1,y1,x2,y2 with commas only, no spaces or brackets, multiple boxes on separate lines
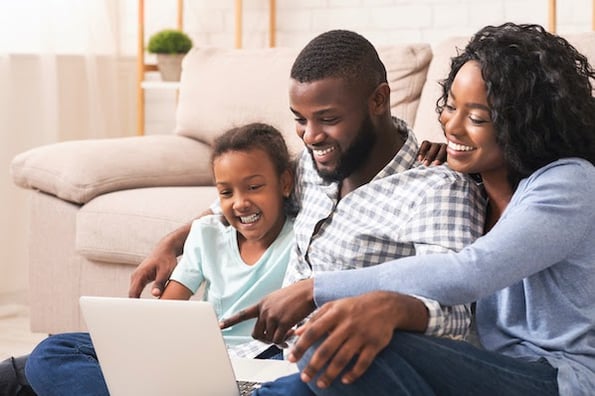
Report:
156,53,186,81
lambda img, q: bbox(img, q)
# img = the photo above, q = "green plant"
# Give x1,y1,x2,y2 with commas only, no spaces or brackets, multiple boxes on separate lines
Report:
147,29,193,54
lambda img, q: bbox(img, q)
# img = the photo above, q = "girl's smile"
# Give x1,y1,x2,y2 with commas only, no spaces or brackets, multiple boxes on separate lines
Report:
214,148,292,253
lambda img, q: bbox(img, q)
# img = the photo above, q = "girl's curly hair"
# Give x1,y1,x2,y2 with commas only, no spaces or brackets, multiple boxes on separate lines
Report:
211,122,298,217
437,23,595,188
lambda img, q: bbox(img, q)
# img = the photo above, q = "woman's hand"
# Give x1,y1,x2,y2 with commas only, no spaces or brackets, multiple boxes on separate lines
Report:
417,140,447,166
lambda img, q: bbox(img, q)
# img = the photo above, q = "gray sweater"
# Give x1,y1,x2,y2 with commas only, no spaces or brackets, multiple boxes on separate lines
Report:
315,158,595,396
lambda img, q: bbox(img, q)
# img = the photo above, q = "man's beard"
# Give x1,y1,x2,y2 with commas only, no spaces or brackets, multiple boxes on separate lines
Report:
311,115,376,183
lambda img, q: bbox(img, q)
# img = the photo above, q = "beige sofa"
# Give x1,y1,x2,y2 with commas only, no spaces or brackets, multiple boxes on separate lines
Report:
11,32,595,334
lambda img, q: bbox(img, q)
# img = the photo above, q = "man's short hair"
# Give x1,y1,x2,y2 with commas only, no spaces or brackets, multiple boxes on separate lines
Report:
290,29,387,93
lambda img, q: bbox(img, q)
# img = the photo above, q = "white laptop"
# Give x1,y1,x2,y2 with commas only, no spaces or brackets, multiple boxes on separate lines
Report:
79,296,297,396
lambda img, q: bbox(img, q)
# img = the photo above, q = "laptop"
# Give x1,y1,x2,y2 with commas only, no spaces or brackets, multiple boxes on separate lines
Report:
79,296,297,396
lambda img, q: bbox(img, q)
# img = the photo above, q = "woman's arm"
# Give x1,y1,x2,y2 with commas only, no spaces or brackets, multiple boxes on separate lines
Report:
315,159,594,306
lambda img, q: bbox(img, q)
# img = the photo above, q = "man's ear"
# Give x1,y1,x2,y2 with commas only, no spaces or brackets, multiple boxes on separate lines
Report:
369,82,391,115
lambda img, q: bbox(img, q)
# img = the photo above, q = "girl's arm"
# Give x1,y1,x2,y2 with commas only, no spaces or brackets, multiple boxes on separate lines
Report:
160,280,193,300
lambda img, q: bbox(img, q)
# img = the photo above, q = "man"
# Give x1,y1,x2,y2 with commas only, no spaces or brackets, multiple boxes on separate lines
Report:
18,30,483,395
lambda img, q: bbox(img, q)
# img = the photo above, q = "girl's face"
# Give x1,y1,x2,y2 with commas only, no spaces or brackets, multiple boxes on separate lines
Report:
440,61,506,178
213,148,292,247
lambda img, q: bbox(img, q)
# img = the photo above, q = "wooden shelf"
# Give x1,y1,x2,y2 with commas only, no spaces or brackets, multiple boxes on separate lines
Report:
548,0,595,32
140,81,181,90
137,0,277,136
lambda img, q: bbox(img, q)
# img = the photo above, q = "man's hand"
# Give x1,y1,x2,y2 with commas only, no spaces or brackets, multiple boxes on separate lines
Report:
288,291,428,389
128,222,193,298
128,248,177,298
220,279,316,345
417,140,447,166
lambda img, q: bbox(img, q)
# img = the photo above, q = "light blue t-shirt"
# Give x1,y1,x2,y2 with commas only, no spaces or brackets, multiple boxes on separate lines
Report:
169,215,295,357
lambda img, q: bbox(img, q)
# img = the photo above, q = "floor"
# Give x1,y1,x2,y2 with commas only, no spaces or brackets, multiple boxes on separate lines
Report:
0,304,47,361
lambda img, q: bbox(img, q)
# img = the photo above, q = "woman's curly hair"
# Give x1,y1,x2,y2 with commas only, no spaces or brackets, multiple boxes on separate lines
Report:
437,22,595,188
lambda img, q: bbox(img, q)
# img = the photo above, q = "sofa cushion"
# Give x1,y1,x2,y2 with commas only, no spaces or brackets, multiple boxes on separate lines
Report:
76,186,219,265
10,135,213,205
565,32,595,95
414,36,469,144
378,44,433,130
175,44,432,154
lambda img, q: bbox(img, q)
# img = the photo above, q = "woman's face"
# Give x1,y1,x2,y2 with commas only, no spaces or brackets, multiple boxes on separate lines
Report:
440,61,506,178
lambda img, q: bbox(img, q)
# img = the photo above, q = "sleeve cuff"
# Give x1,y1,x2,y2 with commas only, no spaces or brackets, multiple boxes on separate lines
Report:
410,295,444,336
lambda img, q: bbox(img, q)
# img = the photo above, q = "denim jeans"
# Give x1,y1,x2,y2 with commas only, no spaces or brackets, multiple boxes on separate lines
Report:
25,332,109,396
254,332,559,396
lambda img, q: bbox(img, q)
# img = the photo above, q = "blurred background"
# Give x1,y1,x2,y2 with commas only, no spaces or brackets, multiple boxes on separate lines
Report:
1,0,593,304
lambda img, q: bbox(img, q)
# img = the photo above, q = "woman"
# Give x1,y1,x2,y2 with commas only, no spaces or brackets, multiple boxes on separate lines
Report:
254,22,595,396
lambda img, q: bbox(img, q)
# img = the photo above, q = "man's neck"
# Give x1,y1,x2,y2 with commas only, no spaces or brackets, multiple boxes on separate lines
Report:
340,119,405,198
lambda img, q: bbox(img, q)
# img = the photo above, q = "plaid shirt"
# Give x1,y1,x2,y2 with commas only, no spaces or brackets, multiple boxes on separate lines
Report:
226,119,485,358
285,118,486,338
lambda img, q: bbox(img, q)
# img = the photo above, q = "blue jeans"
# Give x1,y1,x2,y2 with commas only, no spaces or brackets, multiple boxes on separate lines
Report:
25,332,109,396
254,332,559,396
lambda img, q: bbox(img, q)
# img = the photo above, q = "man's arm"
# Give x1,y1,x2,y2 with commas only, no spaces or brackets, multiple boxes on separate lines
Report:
401,168,485,338
128,222,191,298
219,279,316,345
128,208,213,298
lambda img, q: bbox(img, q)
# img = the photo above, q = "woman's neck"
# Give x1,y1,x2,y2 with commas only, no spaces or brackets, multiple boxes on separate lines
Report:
481,171,514,232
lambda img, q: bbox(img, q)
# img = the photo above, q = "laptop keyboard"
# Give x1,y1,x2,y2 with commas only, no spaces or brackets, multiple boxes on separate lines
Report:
238,380,261,395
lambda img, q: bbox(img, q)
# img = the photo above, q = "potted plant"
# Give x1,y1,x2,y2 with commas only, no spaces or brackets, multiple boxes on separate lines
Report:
147,29,193,81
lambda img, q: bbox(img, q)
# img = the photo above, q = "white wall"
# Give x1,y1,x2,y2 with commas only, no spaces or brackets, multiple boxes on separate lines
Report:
2,0,593,300
138,0,592,50
139,0,594,134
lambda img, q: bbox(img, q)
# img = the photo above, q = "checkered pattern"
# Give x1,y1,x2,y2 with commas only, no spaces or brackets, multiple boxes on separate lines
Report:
227,339,274,359
285,118,485,337
224,119,485,358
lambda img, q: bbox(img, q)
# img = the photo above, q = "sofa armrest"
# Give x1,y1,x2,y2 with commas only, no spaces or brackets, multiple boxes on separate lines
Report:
10,135,213,204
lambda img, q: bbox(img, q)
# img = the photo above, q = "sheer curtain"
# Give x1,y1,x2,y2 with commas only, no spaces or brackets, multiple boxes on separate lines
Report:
0,0,135,298
0,0,135,143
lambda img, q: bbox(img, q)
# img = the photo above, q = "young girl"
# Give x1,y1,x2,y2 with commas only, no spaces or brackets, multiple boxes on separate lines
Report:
160,122,295,359
21,124,295,395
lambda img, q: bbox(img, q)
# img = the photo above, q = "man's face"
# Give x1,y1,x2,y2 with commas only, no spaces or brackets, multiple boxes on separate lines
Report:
289,77,376,182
